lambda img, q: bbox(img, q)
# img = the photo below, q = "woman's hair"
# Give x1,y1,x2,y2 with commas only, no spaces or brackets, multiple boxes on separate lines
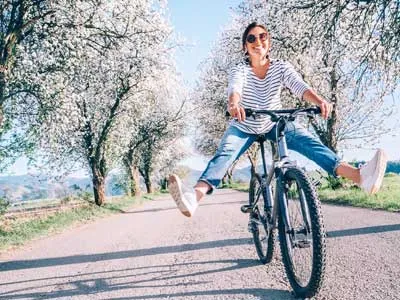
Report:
242,22,270,64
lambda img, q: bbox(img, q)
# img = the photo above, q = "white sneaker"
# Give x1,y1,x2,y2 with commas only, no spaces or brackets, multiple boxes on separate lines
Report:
359,149,388,194
168,174,198,217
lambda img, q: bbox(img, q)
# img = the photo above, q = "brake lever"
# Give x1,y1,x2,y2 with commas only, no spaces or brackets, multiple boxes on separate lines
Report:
306,112,315,119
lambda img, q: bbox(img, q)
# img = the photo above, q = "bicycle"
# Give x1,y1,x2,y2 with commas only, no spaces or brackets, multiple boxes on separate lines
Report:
239,106,326,298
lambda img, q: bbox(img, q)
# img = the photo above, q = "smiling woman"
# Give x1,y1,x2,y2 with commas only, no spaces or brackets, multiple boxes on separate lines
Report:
168,21,388,219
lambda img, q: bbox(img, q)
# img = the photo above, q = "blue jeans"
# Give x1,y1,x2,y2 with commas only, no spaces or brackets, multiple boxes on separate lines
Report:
198,123,341,192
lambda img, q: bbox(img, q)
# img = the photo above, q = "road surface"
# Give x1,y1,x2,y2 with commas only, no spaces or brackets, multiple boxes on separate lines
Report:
1,189,399,299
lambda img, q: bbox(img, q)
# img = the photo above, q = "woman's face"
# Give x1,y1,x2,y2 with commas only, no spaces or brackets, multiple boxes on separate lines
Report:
245,26,270,61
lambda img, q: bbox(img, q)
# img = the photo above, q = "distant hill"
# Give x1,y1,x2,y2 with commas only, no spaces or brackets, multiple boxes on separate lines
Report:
0,166,252,202
181,165,256,186
0,174,122,202
386,161,400,174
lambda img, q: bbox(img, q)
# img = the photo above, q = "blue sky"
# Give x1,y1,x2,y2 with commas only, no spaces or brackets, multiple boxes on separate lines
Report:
2,0,399,175
167,0,241,85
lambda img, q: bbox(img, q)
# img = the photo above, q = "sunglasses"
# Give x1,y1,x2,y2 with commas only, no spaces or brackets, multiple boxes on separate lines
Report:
246,32,268,44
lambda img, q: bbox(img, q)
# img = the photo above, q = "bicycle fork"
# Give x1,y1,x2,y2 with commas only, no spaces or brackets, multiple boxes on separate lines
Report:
276,171,311,248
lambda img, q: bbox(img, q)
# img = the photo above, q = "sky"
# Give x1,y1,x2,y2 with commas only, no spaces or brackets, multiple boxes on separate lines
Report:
2,0,399,176
167,0,241,86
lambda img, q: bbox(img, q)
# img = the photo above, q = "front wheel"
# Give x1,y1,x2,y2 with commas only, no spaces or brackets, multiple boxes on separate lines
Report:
277,167,326,298
249,173,275,264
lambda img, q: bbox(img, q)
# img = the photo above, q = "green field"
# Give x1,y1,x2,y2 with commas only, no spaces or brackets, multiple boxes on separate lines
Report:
318,174,400,212
224,173,400,212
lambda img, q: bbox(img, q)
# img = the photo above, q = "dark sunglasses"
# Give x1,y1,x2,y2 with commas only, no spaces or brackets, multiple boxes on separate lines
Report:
246,32,268,44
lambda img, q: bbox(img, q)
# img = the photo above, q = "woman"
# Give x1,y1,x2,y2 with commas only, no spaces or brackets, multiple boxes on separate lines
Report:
169,22,387,217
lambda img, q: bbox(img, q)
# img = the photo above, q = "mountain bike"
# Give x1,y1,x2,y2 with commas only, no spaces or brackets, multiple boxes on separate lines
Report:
240,106,326,298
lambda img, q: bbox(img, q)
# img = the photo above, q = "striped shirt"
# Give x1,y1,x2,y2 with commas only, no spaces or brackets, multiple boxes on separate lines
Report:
227,60,310,134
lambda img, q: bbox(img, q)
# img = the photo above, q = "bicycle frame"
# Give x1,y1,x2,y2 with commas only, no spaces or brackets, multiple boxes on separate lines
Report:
252,117,299,234
246,107,321,236
245,106,325,298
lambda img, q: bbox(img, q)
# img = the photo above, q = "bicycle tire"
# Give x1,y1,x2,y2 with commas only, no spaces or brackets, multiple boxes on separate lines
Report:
249,173,275,264
277,166,326,298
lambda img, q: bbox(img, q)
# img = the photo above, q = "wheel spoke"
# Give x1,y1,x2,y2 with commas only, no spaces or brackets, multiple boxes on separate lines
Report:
286,184,313,286
249,174,275,264
283,178,314,286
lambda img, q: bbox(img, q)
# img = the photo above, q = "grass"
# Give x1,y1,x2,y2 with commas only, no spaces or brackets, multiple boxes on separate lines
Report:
225,174,400,212
318,174,400,212
0,194,154,253
221,181,249,192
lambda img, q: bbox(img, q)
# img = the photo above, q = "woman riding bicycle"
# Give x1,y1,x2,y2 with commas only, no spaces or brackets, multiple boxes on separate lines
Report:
169,22,387,217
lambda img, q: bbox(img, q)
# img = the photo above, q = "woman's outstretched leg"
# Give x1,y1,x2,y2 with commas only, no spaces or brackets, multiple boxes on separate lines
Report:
336,149,387,194
281,122,387,194
168,126,256,217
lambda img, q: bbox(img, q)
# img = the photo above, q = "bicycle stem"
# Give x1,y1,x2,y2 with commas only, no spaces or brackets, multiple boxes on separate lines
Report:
275,118,289,159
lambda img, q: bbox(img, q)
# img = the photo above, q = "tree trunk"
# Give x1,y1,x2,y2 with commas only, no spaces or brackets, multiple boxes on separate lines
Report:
0,70,5,126
128,165,141,197
141,145,154,194
226,167,233,184
160,177,168,190
144,173,153,194
249,159,256,177
222,159,239,186
246,144,259,177
222,169,233,186
312,62,339,153
326,68,339,153
91,165,106,206
221,174,227,186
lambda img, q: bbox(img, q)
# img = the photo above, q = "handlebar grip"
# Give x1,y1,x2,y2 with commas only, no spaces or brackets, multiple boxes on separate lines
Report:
312,106,322,114
226,109,254,117
245,108,254,117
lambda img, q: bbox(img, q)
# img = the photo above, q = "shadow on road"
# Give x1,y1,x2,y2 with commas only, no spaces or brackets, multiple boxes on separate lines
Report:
124,199,246,214
0,237,252,272
327,223,400,238
109,288,294,300
0,258,294,299
4,223,399,272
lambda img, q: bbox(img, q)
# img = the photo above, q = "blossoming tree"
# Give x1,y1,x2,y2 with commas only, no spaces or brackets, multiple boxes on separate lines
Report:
13,0,183,205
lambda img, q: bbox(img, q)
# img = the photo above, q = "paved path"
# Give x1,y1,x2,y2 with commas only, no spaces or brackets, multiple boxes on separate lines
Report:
1,190,399,299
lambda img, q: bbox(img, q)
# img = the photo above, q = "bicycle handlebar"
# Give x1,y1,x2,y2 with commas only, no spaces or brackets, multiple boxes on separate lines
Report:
226,106,321,122
245,106,321,120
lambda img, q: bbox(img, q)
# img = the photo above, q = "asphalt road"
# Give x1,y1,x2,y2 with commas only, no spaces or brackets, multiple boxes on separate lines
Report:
1,189,399,299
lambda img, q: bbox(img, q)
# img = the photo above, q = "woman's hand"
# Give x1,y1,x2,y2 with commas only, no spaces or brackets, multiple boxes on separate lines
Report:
228,92,246,122
229,103,246,122
303,89,333,120
317,99,333,120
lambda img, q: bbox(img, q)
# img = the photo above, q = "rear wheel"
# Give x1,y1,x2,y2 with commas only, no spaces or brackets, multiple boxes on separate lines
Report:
277,167,326,298
249,173,275,264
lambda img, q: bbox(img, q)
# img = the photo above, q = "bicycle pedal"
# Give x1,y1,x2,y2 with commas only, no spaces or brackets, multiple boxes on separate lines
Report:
240,205,253,213
296,240,311,248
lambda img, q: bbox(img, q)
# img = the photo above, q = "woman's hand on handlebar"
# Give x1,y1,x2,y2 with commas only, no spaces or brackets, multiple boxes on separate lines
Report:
228,92,246,122
303,89,332,120
229,104,246,122
317,100,333,120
